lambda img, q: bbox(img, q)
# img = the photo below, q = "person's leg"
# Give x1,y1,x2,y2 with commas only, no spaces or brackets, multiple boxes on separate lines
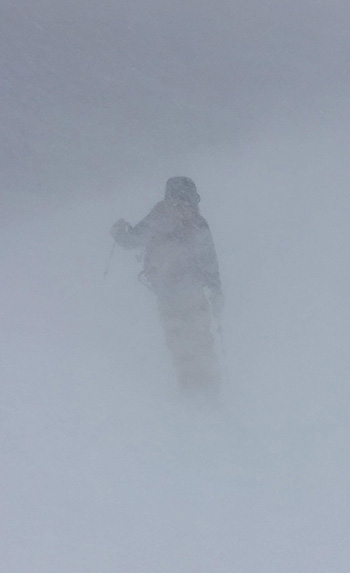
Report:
157,287,220,390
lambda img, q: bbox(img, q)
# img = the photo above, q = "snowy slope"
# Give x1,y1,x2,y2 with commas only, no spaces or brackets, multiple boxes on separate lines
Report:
2,129,350,572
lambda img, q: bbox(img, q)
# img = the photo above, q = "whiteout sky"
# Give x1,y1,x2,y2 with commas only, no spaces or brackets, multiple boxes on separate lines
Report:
1,1,350,571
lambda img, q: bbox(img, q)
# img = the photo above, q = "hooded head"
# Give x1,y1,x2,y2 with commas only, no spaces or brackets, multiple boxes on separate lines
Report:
165,177,200,206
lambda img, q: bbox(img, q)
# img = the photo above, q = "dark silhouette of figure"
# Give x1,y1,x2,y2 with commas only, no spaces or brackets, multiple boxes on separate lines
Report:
111,177,224,390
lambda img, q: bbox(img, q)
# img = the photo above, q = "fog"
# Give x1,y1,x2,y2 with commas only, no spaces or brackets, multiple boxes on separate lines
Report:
2,2,350,571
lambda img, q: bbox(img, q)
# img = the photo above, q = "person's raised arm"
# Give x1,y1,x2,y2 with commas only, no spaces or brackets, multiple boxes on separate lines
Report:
110,205,159,249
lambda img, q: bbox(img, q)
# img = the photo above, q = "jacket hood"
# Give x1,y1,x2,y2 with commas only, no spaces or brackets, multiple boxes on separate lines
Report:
165,177,200,206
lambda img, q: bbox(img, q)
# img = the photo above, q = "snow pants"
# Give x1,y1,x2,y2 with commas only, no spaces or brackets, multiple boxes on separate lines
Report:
156,284,220,390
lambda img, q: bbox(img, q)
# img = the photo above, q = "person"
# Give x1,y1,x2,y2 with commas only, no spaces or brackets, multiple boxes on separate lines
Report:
110,176,224,391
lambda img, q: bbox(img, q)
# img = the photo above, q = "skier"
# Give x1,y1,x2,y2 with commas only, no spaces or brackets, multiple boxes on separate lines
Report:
110,176,224,391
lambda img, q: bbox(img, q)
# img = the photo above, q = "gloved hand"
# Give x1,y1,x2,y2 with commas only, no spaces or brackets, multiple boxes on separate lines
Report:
210,289,225,320
110,219,130,239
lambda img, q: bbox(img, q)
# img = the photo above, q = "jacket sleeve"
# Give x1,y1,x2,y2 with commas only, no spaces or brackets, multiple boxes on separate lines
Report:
111,204,160,249
196,222,222,293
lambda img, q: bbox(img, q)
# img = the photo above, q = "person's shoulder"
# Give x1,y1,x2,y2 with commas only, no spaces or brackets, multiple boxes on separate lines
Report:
196,213,210,230
151,200,167,215
143,200,167,221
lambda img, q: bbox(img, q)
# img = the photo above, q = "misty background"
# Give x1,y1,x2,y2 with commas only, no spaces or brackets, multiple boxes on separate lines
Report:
2,1,350,571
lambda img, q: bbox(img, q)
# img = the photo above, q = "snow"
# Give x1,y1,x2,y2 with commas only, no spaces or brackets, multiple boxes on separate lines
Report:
2,2,350,571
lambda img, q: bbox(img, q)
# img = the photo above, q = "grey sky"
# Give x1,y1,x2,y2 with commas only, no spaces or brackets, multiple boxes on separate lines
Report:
2,1,350,194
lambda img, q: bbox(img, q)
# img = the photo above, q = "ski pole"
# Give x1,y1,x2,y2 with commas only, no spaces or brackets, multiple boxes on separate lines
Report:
104,241,116,278
217,319,230,384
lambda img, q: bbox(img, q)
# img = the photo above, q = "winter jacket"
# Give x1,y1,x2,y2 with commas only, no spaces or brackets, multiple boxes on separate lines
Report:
111,199,222,296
